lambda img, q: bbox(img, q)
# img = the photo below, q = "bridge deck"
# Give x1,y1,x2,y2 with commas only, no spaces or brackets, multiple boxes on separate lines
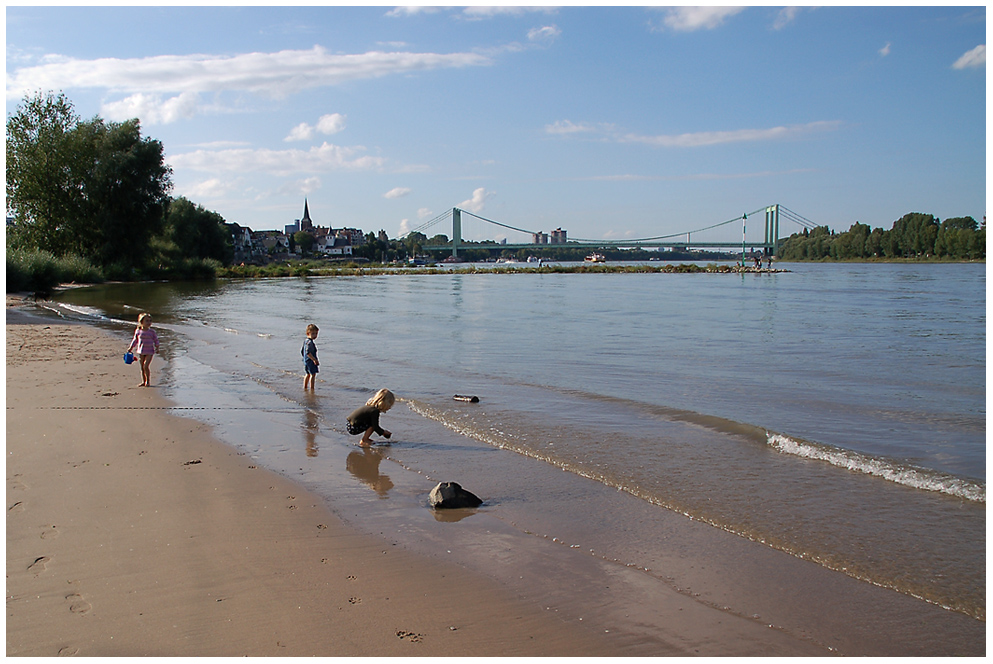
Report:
423,242,775,251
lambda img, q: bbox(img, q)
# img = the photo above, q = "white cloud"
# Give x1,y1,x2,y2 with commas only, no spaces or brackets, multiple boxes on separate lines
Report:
772,7,801,31
655,7,745,32
5,46,491,101
417,207,433,219
286,122,316,142
398,218,411,236
384,187,412,199
385,6,443,18
458,187,493,213
316,113,346,134
548,119,841,148
187,140,252,150
285,113,347,141
952,44,985,69
545,119,606,136
298,176,322,194
620,121,841,148
180,177,240,200
879,42,891,57
170,141,386,175
527,25,561,45
101,91,202,125
461,7,558,21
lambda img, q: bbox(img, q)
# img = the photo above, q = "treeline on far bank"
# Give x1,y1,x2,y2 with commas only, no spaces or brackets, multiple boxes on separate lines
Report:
778,213,984,261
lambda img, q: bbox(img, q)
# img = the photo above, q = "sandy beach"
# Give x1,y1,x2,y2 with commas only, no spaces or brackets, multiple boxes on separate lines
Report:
6,306,629,657
6,296,982,657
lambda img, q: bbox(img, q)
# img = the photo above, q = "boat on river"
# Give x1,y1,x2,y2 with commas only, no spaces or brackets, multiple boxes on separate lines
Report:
584,253,606,263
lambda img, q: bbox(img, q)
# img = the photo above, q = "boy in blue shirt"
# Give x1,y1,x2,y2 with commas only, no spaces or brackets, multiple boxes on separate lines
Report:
302,323,320,390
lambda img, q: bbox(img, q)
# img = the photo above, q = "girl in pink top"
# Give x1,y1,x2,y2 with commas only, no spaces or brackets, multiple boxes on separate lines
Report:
128,313,160,387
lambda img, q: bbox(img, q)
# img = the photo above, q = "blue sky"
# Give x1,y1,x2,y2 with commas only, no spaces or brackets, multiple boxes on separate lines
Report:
5,5,987,244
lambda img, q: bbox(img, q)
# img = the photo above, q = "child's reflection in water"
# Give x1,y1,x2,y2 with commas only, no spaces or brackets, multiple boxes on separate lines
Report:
346,447,394,497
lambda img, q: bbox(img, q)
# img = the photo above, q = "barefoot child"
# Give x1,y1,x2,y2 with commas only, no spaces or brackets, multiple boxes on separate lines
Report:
127,313,160,387
347,389,395,447
302,323,320,390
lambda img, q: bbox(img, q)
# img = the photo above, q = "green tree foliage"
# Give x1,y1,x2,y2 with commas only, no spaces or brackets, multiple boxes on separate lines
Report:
163,197,232,264
353,231,392,261
6,91,173,273
935,217,984,259
778,213,984,261
293,231,315,253
6,91,91,256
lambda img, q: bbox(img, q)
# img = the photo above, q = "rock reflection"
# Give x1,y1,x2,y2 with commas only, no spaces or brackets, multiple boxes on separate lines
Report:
346,447,394,497
431,507,478,523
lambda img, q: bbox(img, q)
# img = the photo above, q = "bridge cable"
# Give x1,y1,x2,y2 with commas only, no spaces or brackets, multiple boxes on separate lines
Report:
459,209,539,237
778,206,820,230
571,206,770,244
401,209,452,239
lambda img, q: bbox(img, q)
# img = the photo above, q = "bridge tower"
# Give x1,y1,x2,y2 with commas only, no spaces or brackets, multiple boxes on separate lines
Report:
764,204,780,255
452,208,462,259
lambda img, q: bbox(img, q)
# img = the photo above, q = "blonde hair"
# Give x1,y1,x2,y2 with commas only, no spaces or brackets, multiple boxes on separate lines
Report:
306,323,319,335
366,388,395,411
138,312,152,324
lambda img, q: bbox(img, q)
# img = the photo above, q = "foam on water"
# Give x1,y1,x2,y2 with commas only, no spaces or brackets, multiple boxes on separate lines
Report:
766,433,985,502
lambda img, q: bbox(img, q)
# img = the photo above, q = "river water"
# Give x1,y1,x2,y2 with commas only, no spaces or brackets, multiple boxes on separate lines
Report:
42,261,985,653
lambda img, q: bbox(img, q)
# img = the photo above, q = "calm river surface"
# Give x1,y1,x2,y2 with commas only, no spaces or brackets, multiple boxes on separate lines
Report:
45,260,985,651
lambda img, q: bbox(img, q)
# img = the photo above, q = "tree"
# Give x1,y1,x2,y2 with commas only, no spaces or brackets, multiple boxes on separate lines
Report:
84,118,172,269
6,91,90,255
891,213,939,258
163,197,232,264
6,91,173,271
935,216,980,259
294,231,315,254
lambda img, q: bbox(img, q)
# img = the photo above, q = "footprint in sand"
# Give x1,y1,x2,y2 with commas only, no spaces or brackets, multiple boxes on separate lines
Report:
65,593,91,615
57,646,79,656
348,597,361,605
9,478,27,491
8,501,25,514
27,556,50,573
40,525,59,540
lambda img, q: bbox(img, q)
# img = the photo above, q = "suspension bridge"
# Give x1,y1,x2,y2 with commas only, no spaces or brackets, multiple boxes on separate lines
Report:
407,204,819,259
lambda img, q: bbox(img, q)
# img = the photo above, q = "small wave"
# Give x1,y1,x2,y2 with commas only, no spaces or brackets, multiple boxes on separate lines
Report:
47,302,108,319
767,433,985,502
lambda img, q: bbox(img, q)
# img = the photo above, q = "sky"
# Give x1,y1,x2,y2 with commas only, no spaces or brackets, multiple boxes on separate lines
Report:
5,4,987,244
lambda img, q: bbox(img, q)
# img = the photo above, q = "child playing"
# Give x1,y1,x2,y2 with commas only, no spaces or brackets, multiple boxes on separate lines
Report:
127,313,160,387
347,389,395,447
302,323,320,390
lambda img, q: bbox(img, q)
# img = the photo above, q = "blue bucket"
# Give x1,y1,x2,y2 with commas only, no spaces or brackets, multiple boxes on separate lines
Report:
124,352,135,365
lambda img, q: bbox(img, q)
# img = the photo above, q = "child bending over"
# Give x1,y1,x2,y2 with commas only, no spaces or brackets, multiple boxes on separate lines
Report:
347,388,395,447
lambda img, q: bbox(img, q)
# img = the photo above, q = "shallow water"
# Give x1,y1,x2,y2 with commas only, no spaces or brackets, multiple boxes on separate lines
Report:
45,260,985,649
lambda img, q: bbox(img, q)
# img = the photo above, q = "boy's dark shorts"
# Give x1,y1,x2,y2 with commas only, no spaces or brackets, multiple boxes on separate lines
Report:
346,421,364,436
304,359,319,375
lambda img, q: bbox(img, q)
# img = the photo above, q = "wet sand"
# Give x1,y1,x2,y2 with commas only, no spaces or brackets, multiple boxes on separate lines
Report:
6,298,978,656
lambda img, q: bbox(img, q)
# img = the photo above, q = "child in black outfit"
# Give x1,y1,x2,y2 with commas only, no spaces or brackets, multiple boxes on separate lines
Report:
347,388,395,447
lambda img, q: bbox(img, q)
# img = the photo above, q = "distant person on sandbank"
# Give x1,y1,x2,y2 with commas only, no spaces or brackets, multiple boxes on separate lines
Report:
302,323,320,390
347,388,395,447
127,312,160,387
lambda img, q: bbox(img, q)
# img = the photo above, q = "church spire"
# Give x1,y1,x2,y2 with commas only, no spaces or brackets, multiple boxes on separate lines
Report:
301,199,313,230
